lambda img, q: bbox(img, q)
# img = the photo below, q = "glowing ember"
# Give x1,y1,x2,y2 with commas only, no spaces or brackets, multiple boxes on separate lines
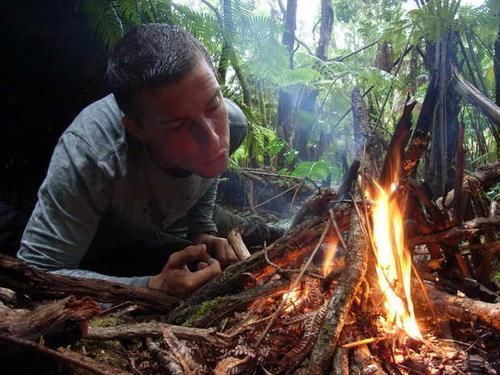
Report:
370,179,422,340
282,285,310,312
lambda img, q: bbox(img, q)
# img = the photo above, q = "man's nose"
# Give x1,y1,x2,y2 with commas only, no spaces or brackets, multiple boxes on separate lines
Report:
194,117,219,145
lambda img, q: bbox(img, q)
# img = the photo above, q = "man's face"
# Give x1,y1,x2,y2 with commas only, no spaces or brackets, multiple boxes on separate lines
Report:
124,60,229,178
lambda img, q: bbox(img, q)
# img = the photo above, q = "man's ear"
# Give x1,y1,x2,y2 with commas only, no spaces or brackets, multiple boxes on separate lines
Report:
122,116,148,143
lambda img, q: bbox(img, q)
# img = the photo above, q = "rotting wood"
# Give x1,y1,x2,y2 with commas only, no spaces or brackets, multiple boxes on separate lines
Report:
307,209,369,373
350,344,385,375
416,284,500,331
408,216,500,246
0,286,17,306
167,279,289,327
0,296,100,341
0,334,126,375
87,322,228,346
0,254,180,312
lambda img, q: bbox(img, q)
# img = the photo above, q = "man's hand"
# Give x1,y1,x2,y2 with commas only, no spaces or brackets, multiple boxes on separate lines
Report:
190,233,237,268
148,244,221,297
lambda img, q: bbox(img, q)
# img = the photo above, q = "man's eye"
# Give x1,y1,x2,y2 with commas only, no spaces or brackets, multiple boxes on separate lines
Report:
207,97,221,112
167,121,186,131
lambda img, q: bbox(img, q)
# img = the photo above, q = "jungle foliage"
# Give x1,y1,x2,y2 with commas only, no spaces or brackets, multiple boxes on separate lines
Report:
80,0,499,187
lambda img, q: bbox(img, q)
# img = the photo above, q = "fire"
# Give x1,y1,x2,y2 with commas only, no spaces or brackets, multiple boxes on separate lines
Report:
282,283,311,312
322,237,339,277
370,180,422,340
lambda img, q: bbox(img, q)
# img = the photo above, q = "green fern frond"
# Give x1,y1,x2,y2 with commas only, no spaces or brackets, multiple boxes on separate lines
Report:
83,0,125,48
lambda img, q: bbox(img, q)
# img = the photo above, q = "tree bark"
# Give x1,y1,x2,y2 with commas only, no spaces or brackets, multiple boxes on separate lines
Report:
495,24,500,106
307,210,368,373
315,0,334,61
0,254,179,312
416,284,500,331
453,66,500,127
0,296,100,342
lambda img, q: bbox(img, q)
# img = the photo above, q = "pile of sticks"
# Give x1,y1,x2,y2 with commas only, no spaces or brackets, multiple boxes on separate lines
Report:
0,88,498,374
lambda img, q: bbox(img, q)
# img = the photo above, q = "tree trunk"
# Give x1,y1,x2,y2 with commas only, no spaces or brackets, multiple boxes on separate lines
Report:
281,0,297,67
315,0,334,61
277,0,298,167
293,0,334,161
424,33,461,196
496,24,500,106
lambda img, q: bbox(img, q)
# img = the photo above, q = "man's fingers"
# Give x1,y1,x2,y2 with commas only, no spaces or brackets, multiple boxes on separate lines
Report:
187,259,221,290
216,244,238,267
197,261,209,270
209,239,237,267
168,244,210,269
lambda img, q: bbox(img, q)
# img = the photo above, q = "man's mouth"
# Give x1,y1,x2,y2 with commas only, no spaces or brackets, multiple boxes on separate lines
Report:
204,148,228,163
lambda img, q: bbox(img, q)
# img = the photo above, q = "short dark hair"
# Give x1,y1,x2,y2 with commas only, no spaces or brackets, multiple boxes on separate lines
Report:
106,23,215,118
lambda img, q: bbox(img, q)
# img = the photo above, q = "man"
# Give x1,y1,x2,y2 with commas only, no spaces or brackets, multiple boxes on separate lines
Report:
17,24,248,297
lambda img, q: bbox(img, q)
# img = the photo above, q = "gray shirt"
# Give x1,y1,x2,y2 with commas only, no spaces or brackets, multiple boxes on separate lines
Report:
18,94,222,287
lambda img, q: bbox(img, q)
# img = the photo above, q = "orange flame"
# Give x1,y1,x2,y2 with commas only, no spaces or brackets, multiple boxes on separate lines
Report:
322,237,339,277
282,283,311,312
370,178,422,340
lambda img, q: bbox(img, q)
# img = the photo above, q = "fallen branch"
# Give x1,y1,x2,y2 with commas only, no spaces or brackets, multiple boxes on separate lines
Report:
453,66,500,126
408,216,500,246
421,284,500,331
0,254,179,312
87,322,228,346
307,209,369,373
0,296,100,342
0,334,125,375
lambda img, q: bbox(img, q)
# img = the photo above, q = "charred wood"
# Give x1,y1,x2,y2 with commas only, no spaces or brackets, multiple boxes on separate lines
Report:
380,99,416,189
307,210,369,373
408,216,500,246
168,209,350,325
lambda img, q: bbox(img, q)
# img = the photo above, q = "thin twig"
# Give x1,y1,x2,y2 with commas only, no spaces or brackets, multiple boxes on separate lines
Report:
255,182,303,209
0,335,123,375
254,219,331,348
328,209,348,250
341,336,387,348
411,263,436,319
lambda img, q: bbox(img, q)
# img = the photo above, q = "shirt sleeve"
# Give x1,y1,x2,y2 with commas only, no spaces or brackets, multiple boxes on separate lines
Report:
187,178,219,235
16,132,156,287
52,268,151,288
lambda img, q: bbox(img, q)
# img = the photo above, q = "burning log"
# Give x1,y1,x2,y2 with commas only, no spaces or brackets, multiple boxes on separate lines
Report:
307,210,368,373
167,209,351,325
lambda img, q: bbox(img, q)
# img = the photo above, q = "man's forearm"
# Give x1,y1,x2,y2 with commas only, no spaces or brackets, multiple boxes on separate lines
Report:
51,268,151,288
